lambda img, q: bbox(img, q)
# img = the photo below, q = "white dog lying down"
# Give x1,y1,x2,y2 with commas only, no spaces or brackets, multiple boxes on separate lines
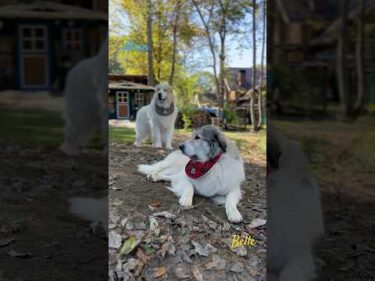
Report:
61,40,107,155
138,125,245,223
267,124,324,281
134,83,177,149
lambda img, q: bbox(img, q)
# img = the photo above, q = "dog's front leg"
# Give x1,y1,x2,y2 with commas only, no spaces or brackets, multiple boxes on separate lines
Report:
225,188,243,223
178,182,194,207
151,125,162,148
162,128,174,150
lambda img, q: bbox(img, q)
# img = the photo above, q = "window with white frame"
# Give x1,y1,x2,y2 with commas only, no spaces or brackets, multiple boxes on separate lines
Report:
63,28,82,51
117,92,128,103
20,26,46,52
135,92,144,105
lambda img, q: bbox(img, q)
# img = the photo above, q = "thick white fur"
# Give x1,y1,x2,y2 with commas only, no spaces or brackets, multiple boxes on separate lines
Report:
61,40,107,155
138,138,245,223
134,83,177,149
267,125,324,281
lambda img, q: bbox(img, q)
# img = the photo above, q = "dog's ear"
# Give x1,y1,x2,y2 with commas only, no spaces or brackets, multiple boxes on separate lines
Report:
215,132,227,152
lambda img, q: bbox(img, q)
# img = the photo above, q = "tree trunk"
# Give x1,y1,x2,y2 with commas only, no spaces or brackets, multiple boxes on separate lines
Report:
146,0,155,86
336,0,350,119
156,1,163,82
258,0,266,128
219,36,225,118
192,0,220,114
218,0,228,120
354,0,366,114
169,0,182,86
251,0,257,131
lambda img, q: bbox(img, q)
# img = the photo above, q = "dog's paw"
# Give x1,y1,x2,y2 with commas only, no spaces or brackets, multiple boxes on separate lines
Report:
60,143,79,156
152,143,162,149
179,196,193,207
146,173,160,182
164,144,173,150
227,209,243,223
134,141,141,147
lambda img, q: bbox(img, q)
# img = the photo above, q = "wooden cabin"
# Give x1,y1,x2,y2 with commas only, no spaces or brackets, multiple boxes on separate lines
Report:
108,75,155,120
0,0,107,91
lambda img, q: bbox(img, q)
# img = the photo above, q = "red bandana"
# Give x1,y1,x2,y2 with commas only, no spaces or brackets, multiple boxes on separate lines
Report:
185,152,223,179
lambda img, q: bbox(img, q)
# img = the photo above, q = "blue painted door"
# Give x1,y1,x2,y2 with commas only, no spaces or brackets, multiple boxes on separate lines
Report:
18,24,49,89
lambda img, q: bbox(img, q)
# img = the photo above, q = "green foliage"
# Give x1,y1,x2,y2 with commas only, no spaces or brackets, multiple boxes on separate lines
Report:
179,104,197,130
109,35,126,73
109,0,204,80
174,72,198,105
223,103,240,124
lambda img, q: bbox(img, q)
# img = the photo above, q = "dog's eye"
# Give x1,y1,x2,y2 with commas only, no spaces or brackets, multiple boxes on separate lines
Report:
195,135,200,140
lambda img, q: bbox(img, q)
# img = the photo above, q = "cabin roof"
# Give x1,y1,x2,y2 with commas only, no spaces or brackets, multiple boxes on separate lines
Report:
109,81,155,91
0,1,107,20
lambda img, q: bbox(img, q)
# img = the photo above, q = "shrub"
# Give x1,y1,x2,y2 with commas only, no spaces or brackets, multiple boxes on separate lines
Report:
223,104,240,125
179,105,197,130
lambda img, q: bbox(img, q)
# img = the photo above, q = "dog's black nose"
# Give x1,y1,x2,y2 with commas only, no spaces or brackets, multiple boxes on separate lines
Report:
158,93,162,100
179,144,185,152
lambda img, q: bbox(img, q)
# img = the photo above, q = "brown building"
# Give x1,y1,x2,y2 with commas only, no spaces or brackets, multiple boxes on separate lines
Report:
271,0,375,113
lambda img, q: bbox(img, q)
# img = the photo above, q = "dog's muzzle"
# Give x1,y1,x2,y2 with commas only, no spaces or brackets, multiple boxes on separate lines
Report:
179,144,185,153
158,93,166,102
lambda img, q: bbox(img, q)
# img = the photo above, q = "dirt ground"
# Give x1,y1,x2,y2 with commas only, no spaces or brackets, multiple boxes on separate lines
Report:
0,92,107,281
277,118,375,281
109,130,267,281
0,145,108,281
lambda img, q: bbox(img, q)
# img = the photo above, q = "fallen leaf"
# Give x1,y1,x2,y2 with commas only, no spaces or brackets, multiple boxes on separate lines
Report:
180,250,192,264
120,236,140,255
109,213,121,224
230,262,244,273
192,265,203,281
158,240,176,258
174,263,190,279
112,198,124,207
149,217,159,236
205,255,226,270
152,211,176,220
247,218,266,229
109,231,122,249
153,266,167,278
206,243,217,254
222,222,231,231
123,258,140,272
7,250,31,258
231,246,247,257
0,238,15,247
202,215,218,229
136,248,151,264
191,240,216,257
149,201,161,208
191,241,208,257
144,246,156,255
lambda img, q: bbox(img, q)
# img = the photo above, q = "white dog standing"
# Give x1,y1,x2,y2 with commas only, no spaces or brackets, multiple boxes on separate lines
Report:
61,40,107,155
138,125,245,223
267,124,324,281
134,83,177,149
